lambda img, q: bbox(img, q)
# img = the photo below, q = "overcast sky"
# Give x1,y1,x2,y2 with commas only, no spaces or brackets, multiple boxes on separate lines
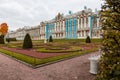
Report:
0,0,102,31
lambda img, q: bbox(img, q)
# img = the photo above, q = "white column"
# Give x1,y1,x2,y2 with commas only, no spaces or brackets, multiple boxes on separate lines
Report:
54,23,56,32
97,18,99,27
44,26,46,33
63,21,65,31
57,22,58,31
84,31,86,37
60,22,61,31
79,32,81,37
61,22,62,31
40,27,41,34
44,26,45,33
56,22,57,31
77,19,79,29
42,27,43,33
63,21,65,38
79,18,81,29
77,33,79,38
82,18,84,28
88,17,91,28
81,18,83,28
41,27,42,33
58,22,59,31
59,22,61,31
86,17,88,28
81,31,83,37
57,22,59,31
84,17,86,28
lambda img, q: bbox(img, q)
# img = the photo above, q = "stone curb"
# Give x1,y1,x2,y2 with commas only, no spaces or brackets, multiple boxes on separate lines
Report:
35,51,98,68
0,51,98,69
0,52,35,68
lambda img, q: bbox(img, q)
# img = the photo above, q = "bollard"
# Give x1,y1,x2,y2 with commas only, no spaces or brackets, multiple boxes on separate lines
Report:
89,55,100,74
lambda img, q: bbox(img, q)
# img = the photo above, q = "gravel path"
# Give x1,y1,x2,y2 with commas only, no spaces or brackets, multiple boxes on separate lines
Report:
0,51,98,80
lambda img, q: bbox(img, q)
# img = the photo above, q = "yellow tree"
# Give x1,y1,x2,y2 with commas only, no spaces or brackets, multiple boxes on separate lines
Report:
0,23,8,36
0,23,8,44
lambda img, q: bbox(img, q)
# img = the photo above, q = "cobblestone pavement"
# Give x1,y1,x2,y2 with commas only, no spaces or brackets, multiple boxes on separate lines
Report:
0,52,98,80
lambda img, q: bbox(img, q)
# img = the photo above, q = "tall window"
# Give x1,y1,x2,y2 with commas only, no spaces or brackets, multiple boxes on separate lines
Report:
86,17,88,27
82,18,84,28
79,18,81,28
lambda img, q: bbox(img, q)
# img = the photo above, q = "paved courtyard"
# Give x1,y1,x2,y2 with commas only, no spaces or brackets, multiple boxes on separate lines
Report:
0,51,98,80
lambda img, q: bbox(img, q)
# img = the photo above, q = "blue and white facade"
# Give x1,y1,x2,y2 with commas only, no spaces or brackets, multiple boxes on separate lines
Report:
40,8,101,40
9,7,101,40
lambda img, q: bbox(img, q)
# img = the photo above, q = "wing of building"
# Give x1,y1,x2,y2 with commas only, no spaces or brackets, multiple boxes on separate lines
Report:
8,7,101,40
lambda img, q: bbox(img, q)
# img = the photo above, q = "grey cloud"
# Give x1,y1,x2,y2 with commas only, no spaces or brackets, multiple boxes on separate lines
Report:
0,0,102,31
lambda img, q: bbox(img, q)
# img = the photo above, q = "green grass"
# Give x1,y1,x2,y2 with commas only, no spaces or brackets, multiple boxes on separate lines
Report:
0,38,101,67
36,46,82,53
0,49,35,65
0,48,98,66
54,38,102,43
35,48,98,65
4,39,101,49
6,38,101,45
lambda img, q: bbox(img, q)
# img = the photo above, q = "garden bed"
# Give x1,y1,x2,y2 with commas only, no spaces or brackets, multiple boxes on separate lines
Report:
36,46,82,53
0,39,101,68
0,47,98,68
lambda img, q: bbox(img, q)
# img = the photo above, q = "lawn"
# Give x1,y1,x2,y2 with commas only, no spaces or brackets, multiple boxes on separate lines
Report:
0,48,98,66
0,39,101,67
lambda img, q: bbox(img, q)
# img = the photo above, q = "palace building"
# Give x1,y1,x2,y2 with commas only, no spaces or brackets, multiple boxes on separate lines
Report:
8,25,40,40
8,7,101,40
40,7,101,40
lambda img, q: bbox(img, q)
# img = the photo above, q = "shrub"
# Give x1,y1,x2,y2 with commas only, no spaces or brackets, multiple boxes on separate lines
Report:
49,35,53,42
96,0,120,80
9,38,17,41
0,35,5,44
6,38,10,43
85,36,91,43
22,33,33,49
6,38,17,42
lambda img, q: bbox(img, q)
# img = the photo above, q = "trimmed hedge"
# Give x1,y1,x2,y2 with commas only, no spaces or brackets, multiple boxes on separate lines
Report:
9,38,17,41
49,35,53,42
22,33,33,49
86,36,91,43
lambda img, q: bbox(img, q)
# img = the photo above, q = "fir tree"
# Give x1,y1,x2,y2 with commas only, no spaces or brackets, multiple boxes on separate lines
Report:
22,33,33,49
96,0,120,80
6,38,10,43
49,35,53,42
0,35,5,44
85,36,91,43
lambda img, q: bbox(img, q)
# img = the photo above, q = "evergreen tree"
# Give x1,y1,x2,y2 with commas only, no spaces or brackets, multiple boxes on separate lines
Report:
86,36,91,43
49,35,53,42
6,38,10,43
96,0,120,80
0,35,5,44
22,33,33,49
